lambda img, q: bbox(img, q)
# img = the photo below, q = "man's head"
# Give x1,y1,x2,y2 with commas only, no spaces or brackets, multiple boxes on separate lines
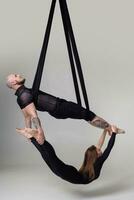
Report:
6,74,26,89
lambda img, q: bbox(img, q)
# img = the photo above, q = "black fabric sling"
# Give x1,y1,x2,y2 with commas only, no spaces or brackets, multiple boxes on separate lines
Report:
32,0,90,110
59,0,82,106
59,0,90,110
32,0,56,99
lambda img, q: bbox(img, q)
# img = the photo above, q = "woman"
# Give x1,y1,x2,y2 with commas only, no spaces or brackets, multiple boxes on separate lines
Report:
16,126,123,184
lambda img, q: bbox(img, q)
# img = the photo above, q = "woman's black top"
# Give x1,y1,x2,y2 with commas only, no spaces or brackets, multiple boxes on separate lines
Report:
31,133,116,184
15,85,96,121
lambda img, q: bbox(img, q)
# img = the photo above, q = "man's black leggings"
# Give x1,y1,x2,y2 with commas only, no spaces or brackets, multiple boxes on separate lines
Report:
48,98,96,121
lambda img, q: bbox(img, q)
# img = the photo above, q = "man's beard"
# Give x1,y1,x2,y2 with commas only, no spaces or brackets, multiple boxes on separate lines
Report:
18,78,26,85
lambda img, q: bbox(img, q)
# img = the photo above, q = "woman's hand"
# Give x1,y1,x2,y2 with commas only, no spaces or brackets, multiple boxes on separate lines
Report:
111,125,118,133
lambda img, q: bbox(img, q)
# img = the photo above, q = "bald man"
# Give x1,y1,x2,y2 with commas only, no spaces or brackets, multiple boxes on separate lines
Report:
6,74,123,144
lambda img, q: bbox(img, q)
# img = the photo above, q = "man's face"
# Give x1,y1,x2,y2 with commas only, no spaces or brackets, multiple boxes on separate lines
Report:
7,74,25,87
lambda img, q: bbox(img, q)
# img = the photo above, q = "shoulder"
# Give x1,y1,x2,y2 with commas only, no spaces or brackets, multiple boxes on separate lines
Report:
20,88,32,97
17,88,33,109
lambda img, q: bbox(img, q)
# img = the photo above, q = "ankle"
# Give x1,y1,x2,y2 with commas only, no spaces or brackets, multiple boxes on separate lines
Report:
37,137,45,145
35,134,45,145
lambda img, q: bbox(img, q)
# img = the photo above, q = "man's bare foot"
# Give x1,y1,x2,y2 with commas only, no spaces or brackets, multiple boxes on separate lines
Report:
117,128,125,134
110,125,125,135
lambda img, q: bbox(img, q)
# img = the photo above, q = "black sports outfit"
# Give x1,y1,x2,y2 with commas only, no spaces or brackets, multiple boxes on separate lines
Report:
15,85,116,184
15,85,96,121
31,133,116,184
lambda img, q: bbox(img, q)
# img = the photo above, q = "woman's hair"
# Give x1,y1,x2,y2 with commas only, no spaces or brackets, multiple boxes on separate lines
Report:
79,145,98,180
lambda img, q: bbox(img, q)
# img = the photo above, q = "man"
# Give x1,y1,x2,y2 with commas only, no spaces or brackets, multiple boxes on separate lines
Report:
6,74,123,144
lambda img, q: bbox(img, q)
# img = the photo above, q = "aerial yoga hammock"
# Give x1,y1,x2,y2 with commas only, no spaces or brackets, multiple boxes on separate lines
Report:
32,0,90,111
14,0,102,125
15,0,124,184
14,0,102,124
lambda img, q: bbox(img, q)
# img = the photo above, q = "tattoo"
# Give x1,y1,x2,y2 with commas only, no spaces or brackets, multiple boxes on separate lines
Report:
91,117,109,129
32,117,41,129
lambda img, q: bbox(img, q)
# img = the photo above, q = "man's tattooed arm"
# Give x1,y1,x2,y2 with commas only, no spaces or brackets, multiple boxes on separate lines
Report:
32,117,41,129
90,116,110,129
25,117,32,128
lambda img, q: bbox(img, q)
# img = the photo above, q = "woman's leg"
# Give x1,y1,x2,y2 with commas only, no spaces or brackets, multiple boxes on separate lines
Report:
31,138,85,184
16,128,84,184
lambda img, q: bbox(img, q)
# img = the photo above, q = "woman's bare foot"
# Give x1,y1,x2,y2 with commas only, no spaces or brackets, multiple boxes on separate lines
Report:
16,128,45,144
16,128,35,139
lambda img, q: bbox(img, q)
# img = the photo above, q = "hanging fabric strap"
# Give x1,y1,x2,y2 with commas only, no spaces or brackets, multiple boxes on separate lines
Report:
59,0,82,106
32,0,56,97
60,0,90,110
32,0,90,110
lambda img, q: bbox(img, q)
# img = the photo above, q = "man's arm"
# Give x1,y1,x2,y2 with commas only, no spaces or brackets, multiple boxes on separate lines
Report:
24,116,32,128
90,116,110,129
22,103,45,144
22,103,43,131
22,108,32,128
90,115,125,135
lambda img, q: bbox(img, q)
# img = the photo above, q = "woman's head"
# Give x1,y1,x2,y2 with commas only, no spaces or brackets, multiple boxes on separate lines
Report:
79,145,98,180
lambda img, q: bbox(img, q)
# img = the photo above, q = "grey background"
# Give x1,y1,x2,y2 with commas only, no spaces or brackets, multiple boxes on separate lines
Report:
0,0,134,199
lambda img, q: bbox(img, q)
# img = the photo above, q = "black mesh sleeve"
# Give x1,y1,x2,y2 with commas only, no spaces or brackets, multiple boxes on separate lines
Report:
17,91,33,109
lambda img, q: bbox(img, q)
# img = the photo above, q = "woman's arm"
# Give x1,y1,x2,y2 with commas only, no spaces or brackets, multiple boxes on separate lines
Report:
98,133,116,164
94,132,117,179
97,125,118,163
99,125,118,164
95,129,107,150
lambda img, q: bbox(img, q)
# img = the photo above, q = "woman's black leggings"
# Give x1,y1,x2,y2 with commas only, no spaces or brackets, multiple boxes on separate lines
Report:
31,138,88,184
